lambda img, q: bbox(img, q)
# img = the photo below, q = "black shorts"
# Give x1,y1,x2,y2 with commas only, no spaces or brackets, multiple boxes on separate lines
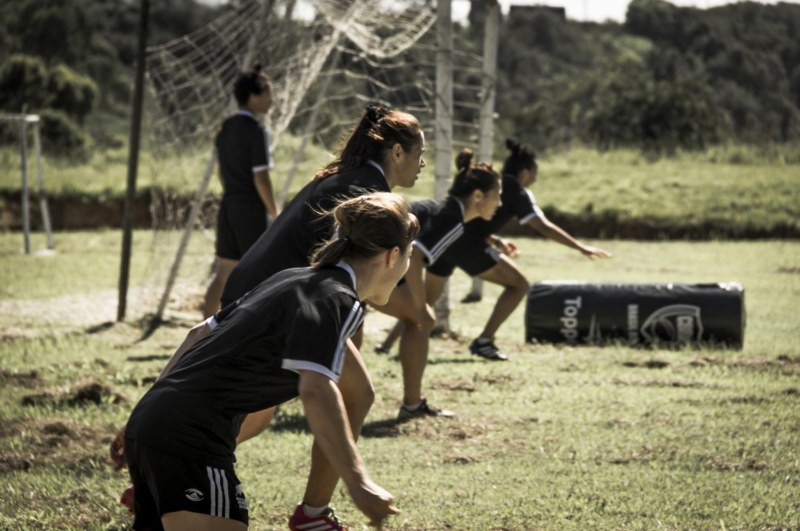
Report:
125,438,248,530
427,237,502,278
216,199,268,260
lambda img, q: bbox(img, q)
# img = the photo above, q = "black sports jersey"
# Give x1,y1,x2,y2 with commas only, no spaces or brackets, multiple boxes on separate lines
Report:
126,264,364,466
215,111,273,202
410,196,465,266
463,173,543,239
221,163,389,306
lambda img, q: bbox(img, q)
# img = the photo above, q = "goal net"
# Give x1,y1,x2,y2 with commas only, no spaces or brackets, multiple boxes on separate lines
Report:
130,0,485,324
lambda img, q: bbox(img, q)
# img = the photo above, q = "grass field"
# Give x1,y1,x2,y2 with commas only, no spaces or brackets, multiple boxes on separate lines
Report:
1,230,798,530
2,142,799,235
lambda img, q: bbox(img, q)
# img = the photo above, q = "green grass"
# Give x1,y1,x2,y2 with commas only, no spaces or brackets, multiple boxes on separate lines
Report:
1,141,798,236
1,231,798,529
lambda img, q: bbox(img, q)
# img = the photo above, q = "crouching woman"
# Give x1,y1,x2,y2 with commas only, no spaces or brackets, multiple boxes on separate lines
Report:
124,192,418,530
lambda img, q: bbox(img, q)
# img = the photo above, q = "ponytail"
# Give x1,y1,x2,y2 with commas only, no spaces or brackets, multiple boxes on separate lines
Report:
502,138,537,176
311,193,420,268
315,103,422,180
233,63,272,106
448,148,500,199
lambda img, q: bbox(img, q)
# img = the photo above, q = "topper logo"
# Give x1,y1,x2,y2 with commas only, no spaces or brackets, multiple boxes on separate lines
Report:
559,296,582,342
640,304,703,344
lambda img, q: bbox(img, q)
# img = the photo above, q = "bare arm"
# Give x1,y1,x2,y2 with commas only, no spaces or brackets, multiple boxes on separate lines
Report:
299,370,399,526
111,319,213,468
253,169,279,220
528,215,612,259
157,320,213,381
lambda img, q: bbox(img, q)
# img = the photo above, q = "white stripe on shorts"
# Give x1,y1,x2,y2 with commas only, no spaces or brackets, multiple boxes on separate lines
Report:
207,466,231,518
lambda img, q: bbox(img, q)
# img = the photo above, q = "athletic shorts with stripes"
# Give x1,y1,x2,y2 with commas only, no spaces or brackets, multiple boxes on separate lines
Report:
125,438,248,529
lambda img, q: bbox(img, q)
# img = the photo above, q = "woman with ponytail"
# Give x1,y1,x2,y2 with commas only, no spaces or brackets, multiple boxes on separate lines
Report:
377,139,611,361
123,193,417,531
370,148,502,419
220,102,425,308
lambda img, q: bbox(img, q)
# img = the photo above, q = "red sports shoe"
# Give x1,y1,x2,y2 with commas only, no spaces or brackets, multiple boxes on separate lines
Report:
119,484,135,514
288,503,346,530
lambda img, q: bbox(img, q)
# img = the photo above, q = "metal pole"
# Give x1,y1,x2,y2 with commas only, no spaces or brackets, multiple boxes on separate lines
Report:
118,0,150,322
19,121,31,255
32,119,54,250
433,0,454,331
467,0,500,302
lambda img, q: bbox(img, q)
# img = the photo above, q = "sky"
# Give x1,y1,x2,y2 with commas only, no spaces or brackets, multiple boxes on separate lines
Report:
199,1,800,24
452,0,795,23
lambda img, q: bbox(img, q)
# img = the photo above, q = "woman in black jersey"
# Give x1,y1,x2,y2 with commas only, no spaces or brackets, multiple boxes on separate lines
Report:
370,149,502,419
204,64,278,318
377,139,611,361
123,193,417,531
219,103,425,308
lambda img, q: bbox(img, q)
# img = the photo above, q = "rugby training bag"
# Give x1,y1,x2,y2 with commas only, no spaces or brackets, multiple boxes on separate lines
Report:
525,281,744,348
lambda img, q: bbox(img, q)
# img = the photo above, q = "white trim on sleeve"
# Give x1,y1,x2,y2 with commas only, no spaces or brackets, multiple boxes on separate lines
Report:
281,359,339,382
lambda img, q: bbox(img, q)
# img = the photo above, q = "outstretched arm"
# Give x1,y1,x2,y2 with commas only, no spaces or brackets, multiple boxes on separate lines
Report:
528,215,612,259
299,370,399,527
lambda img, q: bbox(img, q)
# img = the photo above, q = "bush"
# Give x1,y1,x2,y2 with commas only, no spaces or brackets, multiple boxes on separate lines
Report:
47,64,98,124
38,109,93,161
0,54,49,113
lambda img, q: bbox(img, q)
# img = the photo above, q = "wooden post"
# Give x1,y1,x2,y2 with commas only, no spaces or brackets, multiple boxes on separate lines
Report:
433,0,454,331
18,120,31,255
466,0,500,303
32,119,54,250
118,0,150,321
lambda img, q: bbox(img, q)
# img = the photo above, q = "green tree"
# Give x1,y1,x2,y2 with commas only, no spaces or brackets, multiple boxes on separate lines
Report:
0,54,49,113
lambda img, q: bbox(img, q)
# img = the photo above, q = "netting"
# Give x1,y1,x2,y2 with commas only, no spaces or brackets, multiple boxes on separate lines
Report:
129,0,486,323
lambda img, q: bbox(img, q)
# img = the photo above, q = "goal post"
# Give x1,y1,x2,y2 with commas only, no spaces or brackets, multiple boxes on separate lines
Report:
0,113,54,254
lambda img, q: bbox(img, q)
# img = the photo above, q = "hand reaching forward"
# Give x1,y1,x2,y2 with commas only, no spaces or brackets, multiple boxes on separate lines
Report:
348,477,400,528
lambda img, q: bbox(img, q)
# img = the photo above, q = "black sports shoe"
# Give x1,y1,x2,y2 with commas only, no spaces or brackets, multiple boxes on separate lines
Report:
374,345,391,355
397,398,454,420
460,292,482,303
469,338,509,361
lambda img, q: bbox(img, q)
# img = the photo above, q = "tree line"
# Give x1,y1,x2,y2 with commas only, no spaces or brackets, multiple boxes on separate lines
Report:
1,0,799,160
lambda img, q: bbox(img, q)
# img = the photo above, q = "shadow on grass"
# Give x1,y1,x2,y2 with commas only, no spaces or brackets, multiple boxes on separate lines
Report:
268,413,408,439
360,418,404,438
85,322,115,334
126,354,170,362
269,412,310,434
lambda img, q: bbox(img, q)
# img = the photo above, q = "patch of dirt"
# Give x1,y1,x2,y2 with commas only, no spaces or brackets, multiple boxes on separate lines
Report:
776,266,800,274
710,459,770,472
0,368,41,388
21,381,126,408
444,454,480,465
0,418,114,474
688,356,723,366
622,359,670,369
612,378,715,389
429,379,476,393
474,373,518,386
0,284,204,340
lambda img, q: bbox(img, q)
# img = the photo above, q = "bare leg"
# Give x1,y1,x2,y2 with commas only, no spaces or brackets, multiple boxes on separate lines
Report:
372,284,435,405
301,339,374,506
476,256,529,339
376,320,403,353
203,257,238,318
